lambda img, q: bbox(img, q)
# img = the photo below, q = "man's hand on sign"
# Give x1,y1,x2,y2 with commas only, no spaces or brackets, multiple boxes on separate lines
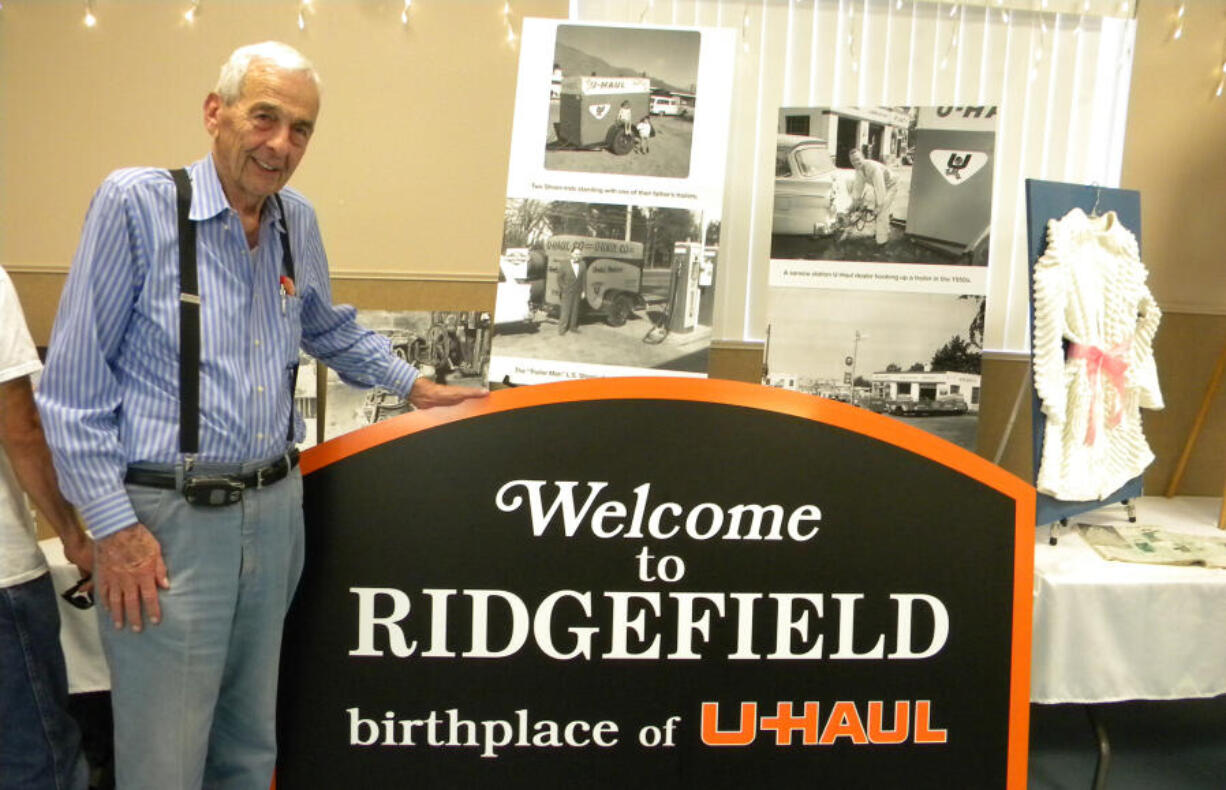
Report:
408,377,488,410
96,523,170,632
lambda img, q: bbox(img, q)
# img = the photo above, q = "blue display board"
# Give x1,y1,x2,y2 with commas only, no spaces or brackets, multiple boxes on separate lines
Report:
1024,179,1144,526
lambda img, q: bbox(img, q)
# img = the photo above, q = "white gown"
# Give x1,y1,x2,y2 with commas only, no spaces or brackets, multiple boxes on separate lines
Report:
1032,208,1163,501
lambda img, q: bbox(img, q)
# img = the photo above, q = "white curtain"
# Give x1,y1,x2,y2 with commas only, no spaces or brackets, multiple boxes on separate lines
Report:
570,0,1136,354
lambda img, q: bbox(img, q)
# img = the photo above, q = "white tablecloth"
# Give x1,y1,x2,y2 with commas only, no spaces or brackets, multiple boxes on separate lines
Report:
1031,496,1226,703
39,538,110,694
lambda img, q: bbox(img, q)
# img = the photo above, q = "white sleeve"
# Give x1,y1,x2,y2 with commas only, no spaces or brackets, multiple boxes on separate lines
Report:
0,267,42,385
1032,221,1069,423
1130,264,1164,411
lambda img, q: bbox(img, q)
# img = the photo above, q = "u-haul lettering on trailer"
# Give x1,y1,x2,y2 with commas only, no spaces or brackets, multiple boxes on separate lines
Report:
916,106,999,132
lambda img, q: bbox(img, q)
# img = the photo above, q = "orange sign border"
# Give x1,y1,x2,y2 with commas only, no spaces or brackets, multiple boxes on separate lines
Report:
301,377,1034,789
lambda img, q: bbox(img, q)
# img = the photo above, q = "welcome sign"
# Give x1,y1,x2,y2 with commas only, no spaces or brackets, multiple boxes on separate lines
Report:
277,379,1033,788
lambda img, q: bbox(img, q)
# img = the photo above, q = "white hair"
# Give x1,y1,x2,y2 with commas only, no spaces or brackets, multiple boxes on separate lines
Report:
215,41,320,105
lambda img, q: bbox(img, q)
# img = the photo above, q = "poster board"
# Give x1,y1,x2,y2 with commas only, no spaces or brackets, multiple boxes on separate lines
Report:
766,106,999,453
277,379,1034,788
490,20,734,384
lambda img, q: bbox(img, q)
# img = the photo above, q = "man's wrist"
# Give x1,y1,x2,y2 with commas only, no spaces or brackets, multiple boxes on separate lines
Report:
386,357,419,399
79,488,140,540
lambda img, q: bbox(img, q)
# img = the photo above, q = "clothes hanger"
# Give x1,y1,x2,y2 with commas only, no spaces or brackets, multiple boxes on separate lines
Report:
1089,184,1103,218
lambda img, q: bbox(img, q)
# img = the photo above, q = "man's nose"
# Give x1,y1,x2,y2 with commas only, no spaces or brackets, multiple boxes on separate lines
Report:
266,124,293,155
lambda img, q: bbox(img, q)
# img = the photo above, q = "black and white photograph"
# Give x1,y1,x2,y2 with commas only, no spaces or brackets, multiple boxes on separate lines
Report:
764,288,984,451
295,310,492,447
770,106,997,271
504,19,734,209
544,24,700,178
490,198,716,384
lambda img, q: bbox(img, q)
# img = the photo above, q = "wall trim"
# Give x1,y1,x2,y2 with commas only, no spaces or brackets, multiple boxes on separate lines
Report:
3,264,70,275
1155,301,1226,317
710,339,765,352
4,262,497,284
982,350,1031,362
330,270,497,283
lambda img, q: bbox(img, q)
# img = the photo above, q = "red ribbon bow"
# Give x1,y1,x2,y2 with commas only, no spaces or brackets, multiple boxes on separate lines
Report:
1067,340,1130,446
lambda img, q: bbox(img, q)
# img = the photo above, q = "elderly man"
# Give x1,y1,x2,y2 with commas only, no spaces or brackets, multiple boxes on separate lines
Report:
37,42,485,789
1,265,93,790
848,148,899,246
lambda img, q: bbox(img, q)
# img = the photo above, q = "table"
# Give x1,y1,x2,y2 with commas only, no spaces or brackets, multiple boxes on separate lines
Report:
1031,495,1226,704
1031,496,1226,789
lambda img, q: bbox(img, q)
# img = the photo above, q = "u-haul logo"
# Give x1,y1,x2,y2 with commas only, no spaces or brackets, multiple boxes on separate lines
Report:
928,150,988,185
700,700,947,747
588,104,610,121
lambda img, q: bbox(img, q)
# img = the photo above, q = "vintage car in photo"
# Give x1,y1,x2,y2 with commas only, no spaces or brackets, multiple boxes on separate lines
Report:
772,134,855,237
649,95,686,117
886,393,970,417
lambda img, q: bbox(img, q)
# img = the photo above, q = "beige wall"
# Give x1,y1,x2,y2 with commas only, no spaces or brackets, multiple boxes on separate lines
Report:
1121,1,1226,315
0,0,568,283
5,1,1226,498
1121,1,1226,497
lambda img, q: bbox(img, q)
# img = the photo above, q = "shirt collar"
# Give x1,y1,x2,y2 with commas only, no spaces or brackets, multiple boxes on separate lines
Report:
188,154,287,230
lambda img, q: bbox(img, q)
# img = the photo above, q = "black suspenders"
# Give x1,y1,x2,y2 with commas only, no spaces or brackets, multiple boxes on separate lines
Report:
169,168,297,457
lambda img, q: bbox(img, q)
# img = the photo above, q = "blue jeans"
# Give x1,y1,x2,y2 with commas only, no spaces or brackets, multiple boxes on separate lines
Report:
99,467,304,790
0,571,89,790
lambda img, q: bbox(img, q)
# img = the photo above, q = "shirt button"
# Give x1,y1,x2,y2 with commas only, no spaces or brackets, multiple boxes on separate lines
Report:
257,433,266,440
257,385,265,394
254,339,261,347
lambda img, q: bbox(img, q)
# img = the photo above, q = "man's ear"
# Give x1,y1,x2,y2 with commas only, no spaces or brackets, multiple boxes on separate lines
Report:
203,92,223,137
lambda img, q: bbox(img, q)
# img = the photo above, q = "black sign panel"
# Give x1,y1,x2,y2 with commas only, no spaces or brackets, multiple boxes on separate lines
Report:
278,379,1033,789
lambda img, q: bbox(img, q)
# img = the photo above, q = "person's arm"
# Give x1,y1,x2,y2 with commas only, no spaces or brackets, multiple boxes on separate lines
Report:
36,174,170,630
37,176,146,538
869,163,887,204
293,209,487,406
850,169,866,207
0,376,92,578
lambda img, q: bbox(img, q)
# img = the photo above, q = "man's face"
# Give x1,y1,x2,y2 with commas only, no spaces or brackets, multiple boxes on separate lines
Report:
849,150,864,169
204,60,319,211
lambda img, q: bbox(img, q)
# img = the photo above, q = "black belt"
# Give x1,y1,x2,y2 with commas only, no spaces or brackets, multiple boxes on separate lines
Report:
124,449,300,491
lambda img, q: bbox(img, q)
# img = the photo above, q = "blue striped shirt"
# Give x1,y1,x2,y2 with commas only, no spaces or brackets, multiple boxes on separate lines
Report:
36,155,417,538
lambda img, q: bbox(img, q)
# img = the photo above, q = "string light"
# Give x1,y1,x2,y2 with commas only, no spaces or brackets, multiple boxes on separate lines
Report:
184,0,200,25
83,0,97,28
503,2,516,45
400,0,411,25
1172,3,1185,41
941,7,962,70
1217,21,1226,98
847,5,858,72
1031,13,1051,83
297,0,312,32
